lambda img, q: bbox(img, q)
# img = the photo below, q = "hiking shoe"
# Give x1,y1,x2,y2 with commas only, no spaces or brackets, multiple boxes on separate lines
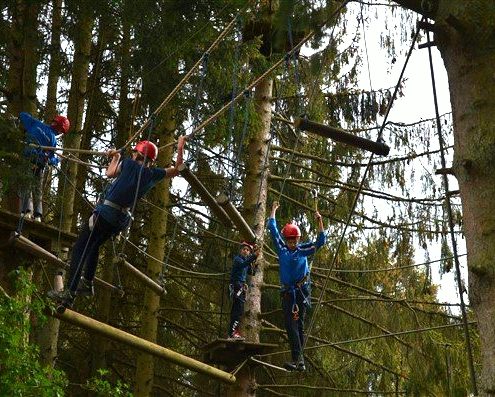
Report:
283,362,298,371
76,277,94,296
296,361,306,371
34,216,42,222
47,289,75,307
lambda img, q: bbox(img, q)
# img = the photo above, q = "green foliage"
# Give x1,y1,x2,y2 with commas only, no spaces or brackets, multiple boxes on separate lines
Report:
0,268,68,397
86,369,133,397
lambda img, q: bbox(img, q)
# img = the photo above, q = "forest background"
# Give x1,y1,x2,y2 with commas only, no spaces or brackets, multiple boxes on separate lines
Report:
0,0,489,396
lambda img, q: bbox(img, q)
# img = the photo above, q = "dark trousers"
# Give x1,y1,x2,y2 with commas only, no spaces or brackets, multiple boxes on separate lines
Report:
228,282,246,335
67,213,115,292
19,164,44,217
281,285,309,362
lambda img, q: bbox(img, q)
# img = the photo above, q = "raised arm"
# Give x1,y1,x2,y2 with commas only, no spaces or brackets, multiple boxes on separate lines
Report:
166,135,186,177
315,211,326,249
106,149,122,178
267,201,284,254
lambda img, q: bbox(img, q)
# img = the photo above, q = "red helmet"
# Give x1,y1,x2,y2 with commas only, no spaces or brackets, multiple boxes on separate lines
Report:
51,115,70,134
134,140,158,161
240,241,254,251
281,223,301,238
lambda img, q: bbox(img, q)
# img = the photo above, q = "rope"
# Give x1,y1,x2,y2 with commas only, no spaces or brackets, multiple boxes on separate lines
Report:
257,321,475,359
27,143,107,156
118,115,155,255
183,1,352,142
425,28,478,395
303,18,424,356
124,14,240,150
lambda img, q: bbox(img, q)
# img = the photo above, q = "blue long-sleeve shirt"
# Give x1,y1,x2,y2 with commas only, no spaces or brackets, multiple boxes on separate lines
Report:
267,217,326,286
20,112,59,166
230,253,257,283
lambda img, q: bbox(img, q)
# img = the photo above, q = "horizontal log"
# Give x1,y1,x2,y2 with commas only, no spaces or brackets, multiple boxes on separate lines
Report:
294,118,390,156
216,194,256,241
418,41,436,49
53,308,236,384
116,256,165,295
11,233,121,296
435,167,454,176
178,164,233,227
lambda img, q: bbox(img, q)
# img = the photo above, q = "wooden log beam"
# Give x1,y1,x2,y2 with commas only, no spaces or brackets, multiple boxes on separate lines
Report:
294,118,390,156
115,256,165,295
52,308,236,384
216,194,256,241
10,233,121,295
178,164,233,227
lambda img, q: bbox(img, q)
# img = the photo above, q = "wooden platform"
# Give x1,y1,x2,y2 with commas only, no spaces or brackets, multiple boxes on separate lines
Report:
202,338,278,368
0,208,77,250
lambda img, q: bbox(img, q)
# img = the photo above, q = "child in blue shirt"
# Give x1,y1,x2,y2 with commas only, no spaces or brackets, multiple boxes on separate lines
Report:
228,241,259,339
48,136,186,307
267,201,325,371
19,112,70,221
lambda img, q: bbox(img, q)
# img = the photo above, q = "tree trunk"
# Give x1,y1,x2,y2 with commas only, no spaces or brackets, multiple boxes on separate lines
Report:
57,6,94,233
116,15,132,149
229,77,273,397
90,251,115,374
73,19,107,226
406,0,495,394
3,0,40,213
134,113,175,397
44,0,62,123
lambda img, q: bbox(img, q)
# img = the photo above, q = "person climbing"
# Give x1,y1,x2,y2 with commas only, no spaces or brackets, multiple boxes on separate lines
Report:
228,241,259,339
19,112,70,221
48,135,186,308
267,201,325,371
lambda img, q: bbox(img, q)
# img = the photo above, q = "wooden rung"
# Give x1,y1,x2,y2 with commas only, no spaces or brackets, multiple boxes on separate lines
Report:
435,167,454,176
11,233,121,295
178,164,233,227
115,256,165,295
216,194,256,241
418,41,436,49
52,308,236,384
294,118,390,156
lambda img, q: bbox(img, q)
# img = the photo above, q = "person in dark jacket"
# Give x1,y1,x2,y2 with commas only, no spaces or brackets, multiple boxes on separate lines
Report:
48,136,186,307
228,241,259,339
19,112,70,221
267,201,325,371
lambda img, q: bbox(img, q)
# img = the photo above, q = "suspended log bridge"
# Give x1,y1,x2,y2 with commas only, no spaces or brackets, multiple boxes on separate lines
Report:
114,256,165,295
9,233,122,295
294,117,390,156
178,163,233,227
202,338,278,369
216,194,256,241
52,308,236,384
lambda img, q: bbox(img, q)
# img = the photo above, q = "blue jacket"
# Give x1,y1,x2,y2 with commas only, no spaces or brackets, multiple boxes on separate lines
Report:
230,253,257,283
95,157,167,232
267,217,326,287
20,112,59,166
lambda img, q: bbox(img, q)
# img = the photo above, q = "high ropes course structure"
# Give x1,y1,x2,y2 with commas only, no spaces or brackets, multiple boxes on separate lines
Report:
0,1,478,395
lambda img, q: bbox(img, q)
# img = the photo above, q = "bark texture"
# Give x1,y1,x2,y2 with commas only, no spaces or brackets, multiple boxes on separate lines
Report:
134,114,175,397
57,6,94,232
416,1,495,395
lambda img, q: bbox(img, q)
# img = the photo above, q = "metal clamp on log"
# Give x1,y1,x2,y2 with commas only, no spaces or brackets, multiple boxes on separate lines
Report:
294,117,390,156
